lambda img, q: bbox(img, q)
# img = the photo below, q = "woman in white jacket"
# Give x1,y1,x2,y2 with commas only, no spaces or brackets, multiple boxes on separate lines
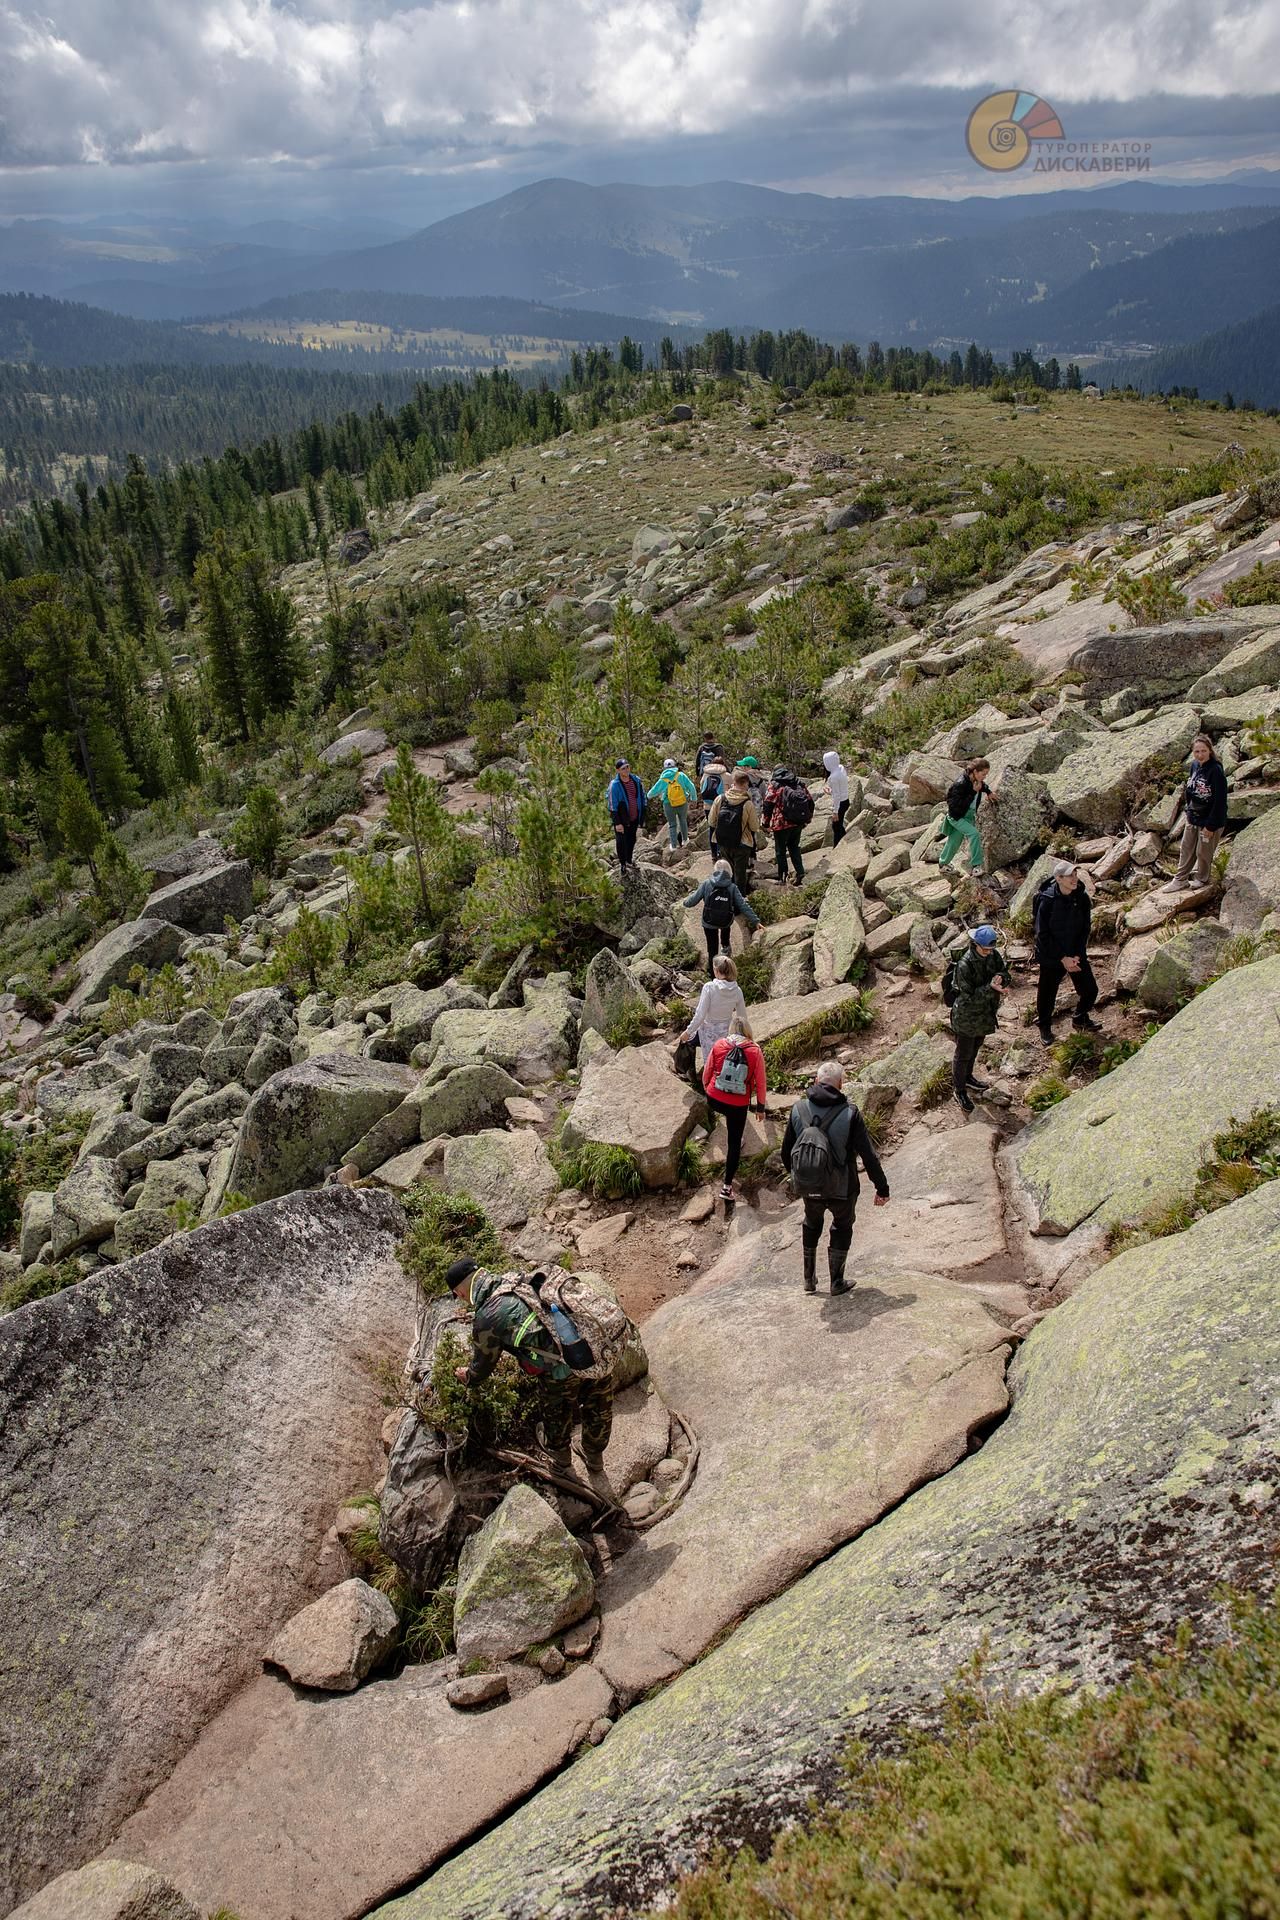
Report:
823,750,851,845
679,955,751,1062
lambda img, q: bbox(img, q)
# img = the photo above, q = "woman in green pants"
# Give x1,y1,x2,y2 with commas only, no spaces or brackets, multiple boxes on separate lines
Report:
940,759,997,875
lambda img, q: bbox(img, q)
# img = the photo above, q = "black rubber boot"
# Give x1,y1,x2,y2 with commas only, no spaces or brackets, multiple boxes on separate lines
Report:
803,1243,818,1294
829,1245,853,1296
955,1088,974,1114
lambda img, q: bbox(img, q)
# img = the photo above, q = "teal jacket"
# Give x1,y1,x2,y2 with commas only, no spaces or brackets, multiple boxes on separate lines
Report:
649,770,697,808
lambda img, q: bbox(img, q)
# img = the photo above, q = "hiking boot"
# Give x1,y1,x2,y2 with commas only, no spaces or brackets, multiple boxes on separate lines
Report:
967,1075,990,1090
1038,1025,1055,1045
802,1244,818,1294
955,1089,974,1115
829,1246,853,1296
1073,1014,1101,1032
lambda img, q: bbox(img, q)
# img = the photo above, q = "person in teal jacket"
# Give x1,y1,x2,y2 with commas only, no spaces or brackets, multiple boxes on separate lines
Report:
648,758,698,848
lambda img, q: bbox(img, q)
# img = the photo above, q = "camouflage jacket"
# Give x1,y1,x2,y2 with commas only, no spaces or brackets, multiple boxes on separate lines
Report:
463,1270,572,1387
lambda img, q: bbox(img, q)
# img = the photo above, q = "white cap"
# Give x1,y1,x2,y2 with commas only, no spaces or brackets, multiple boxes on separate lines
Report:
1053,860,1076,877
663,757,677,769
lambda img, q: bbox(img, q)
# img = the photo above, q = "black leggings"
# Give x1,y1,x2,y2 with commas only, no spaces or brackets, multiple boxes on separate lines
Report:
832,800,849,845
704,921,732,971
707,1096,749,1183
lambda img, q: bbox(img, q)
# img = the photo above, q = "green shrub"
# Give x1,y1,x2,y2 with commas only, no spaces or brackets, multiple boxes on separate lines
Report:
417,1327,531,1447
604,1001,651,1050
1107,569,1187,623
230,784,287,872
555,1140,644,1200
1108,1102,1280,1251
0,1258,82,1313
1222,560,1280,606
733,942,775,1005
401,1580,458,1662
659,1590,1280,1920
855,641,1036,765
399,1186,504,1297
1051,1030,1099,1076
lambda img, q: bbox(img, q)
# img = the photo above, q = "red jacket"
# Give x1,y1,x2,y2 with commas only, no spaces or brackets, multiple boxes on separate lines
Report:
702,1035,767,1109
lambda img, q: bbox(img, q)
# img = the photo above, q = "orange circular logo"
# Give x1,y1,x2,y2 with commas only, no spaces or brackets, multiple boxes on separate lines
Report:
967,90,1065,171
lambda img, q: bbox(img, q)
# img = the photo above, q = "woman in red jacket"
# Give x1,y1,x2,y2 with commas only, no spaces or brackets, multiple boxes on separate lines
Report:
701,1017,768,1203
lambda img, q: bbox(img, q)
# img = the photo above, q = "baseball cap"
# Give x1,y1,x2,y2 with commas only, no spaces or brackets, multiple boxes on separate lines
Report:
1053,860,1076,877
971,924,998,947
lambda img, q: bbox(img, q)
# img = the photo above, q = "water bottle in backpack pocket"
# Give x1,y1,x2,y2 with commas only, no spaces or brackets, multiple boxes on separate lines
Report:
546,1303,595,1372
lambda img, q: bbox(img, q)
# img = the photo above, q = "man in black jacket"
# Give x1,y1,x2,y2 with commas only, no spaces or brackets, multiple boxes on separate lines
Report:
1034,860,1098,1044
781,1061,890,1295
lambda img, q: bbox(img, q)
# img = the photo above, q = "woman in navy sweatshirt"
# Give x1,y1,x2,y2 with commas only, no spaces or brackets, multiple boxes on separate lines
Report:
1167,734,1228,892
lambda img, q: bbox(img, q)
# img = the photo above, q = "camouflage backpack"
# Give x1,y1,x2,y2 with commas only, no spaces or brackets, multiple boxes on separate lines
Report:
497,1271,635,1384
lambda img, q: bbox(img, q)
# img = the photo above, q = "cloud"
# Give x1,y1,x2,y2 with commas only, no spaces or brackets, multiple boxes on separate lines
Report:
1,0,1278,173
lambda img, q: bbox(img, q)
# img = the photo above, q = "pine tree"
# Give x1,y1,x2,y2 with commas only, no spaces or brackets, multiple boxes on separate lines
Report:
604,597,666,760
165,691,202,786
195,548,251,740
56,764,106,884
385,742,452,922
239,551,302,718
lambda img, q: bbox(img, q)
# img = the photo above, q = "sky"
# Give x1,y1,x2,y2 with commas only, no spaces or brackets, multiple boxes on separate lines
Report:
1,0,1278,228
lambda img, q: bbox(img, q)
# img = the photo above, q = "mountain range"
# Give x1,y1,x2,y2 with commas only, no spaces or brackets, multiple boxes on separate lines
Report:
3,174,1280,367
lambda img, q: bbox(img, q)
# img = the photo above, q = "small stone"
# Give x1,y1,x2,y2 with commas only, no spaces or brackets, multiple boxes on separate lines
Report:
265,1576,398,1692
537,1644,567,1676
651,1457,684,1489
680,1189,715,1224
446,1671,509,1710
675,1249,700,1270
588,1715,613,1745
561,1614,601,1658
624,1483,661,1521
504,1096,544,1126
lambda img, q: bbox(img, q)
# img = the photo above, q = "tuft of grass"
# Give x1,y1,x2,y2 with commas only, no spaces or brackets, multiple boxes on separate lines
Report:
917,1063,952,1109
1026,1071,1070,1112
555,1139,644,1200
760,990,875,1075
657,1590,1280,1920
604,1001,651,1050
677,1134,707,1187
1051,1030,1099,1076
401,1580,457,1664
399,1185,504,1298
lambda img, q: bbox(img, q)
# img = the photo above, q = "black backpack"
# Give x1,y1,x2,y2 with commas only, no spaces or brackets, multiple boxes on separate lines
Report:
788,1102,846,1201
1031,878,1057,960
941,955,960,1007
703,878,736,928
781,784,815,828
715,799,745,850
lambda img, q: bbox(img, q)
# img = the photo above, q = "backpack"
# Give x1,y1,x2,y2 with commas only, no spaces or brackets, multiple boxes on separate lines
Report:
538,1271,636,1383
713,1042,751,1097
701,770,721,804
666,776,688,808
703,878,736,928
788,1102,846,1202
715,799,745,850
941,955,959,1008
781,784,814,828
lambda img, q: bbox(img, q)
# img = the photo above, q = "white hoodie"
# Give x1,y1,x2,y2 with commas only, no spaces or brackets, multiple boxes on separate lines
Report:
823,751,849,808
685,978,748,1049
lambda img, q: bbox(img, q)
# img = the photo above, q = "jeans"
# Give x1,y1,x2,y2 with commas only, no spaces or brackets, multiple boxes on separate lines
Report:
801,1190,855,1252
614,818,638,868
704,921,732,971
831,800,849,845
953,1031,984,1096
707,1096,749,1183
939,810,983,872
1037,955,1098,1029
1172,819,1222,888
774,827,805,882
662,800,690,848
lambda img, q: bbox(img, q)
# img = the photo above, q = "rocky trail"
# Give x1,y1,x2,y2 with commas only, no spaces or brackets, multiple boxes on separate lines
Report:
4,442,1280,1918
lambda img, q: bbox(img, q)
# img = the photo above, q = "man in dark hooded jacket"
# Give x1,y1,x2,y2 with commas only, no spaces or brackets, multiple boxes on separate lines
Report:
781,1062,889,1295
1033,860,1098,1044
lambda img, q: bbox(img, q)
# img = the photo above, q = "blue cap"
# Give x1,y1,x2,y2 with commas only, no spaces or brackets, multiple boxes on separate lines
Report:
972,924,998,947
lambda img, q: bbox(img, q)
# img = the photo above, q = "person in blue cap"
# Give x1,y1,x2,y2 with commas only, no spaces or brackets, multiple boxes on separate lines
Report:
949,923,1012,1113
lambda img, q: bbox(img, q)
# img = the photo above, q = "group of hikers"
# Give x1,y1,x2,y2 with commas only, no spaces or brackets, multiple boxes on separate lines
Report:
447,732,1231,1486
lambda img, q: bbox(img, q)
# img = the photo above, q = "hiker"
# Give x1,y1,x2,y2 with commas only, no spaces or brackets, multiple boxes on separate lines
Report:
1032,860,1098,1044
940,759,997,875
699,750,730,853
763,765,814,885
695,733,724,783
734,756,768,814
708,771,762,896
823,750,851,844
781,1061,889,1295
648,758,697,848
1165,734,1229,893
445,1258,635,1483
680,952,749,1053
682,862,760,972
702,1016,767,1203
949,923,1012,1112
607,757,646,873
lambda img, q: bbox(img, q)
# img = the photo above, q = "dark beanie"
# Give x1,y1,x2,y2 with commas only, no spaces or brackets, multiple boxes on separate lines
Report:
443,1257,479,1291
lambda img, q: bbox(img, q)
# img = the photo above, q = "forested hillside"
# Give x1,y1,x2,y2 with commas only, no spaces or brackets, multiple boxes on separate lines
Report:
1104,305,1280,409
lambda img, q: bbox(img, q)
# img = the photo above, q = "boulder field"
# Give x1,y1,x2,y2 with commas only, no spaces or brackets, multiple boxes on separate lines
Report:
379,1177,1280,1920
0,1188,411,1915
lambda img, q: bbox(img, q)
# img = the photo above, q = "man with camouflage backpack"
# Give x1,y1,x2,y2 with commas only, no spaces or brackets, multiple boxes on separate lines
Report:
780,1061,889,1295
446,1258,636,1481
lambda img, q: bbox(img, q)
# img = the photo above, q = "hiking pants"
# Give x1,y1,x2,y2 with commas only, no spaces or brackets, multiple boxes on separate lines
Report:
541,1377,614,1458
939,809,982,872
1037,954,1098,1028
662,800,689,848
774,827,805,883
729,845,754,895
801,1191,855,1254
614,818,639,869
1173,819,1222,889
953,1031,984,1096
707,1095,749,1184
704,921,732,971
831,800,849,845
